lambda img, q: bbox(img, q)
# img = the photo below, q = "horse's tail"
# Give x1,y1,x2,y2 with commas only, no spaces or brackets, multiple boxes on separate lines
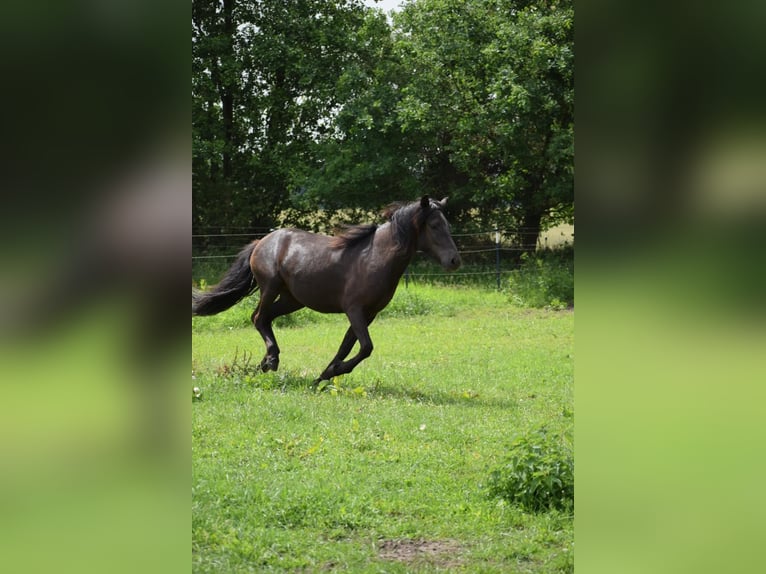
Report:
192,240,260,316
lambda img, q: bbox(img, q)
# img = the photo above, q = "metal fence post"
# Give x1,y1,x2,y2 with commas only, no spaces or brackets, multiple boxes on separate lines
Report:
495,227,501,290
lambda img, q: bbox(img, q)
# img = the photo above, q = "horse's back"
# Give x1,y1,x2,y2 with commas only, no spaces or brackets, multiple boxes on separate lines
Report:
253,228,331,264
252,228,347,311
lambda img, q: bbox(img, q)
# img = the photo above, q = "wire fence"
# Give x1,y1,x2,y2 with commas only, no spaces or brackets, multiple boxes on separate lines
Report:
192,226,573,289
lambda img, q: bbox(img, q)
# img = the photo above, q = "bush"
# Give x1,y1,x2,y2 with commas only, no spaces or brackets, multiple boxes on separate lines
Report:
508,247,573,309
488,427,574,512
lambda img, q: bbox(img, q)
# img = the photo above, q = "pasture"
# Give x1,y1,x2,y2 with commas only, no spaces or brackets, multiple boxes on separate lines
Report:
192,285,573,572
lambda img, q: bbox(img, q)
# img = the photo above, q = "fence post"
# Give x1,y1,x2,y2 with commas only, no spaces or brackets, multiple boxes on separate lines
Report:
495,227,501,290
404,266,409,289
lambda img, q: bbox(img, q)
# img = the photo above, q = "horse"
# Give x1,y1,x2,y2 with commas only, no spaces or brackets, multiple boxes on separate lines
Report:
192,196,461,383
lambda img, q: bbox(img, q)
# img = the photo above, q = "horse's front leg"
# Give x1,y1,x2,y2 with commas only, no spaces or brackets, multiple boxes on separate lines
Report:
315,326,358,384
315,310,375,383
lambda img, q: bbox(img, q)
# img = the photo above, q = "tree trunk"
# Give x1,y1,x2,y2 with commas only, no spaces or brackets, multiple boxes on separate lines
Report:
519,207,544,256
221,0,234,179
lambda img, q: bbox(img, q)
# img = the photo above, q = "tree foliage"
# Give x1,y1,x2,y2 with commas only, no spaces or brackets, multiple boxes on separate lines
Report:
193,0,573,250
390,0,573,244
193,0,370,230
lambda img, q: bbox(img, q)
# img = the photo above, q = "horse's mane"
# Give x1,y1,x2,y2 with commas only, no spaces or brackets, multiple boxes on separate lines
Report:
330,199,439,250
330,223,378,250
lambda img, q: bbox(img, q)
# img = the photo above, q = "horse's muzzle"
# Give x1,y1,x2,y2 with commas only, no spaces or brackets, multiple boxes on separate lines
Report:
443,253,462,271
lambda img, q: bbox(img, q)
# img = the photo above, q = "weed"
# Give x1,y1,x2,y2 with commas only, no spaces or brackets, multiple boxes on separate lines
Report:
214,348,260,380
315,376,368,398
508,247,574,309
488,426,574,512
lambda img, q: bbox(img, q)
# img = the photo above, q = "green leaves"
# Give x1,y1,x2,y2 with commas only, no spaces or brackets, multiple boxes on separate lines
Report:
193,0,373,229
387,0,574,241
507,246,574,309
488,426,574,512
193,0,573,246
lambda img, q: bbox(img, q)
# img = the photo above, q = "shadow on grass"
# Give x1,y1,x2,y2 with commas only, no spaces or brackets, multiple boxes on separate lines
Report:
364,382,518,410
202,358,517,409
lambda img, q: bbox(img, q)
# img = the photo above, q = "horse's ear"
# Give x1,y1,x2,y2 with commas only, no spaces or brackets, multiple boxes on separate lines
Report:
439,197,448,208
420,195,430,210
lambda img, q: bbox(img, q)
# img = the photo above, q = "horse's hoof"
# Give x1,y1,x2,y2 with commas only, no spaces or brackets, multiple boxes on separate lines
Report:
260,356,279,372
312,378,331,392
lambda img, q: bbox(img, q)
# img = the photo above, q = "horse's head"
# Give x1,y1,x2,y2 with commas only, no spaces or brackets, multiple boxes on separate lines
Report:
417,196,462,271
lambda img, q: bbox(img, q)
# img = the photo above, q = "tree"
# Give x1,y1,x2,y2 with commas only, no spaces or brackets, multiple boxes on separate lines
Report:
391,0,573,249
193,0,247,230
290,9,418,215
192,0,574,251
192,0,371,232
484,0,574,251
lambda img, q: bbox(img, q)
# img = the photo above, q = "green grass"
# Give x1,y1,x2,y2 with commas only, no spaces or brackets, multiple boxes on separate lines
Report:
192,285,573,572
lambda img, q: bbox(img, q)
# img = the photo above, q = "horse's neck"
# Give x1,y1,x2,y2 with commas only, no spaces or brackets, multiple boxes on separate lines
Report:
374,222,417,275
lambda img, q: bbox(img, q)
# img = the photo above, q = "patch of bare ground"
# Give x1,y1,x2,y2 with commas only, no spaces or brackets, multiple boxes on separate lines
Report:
377,538,464,569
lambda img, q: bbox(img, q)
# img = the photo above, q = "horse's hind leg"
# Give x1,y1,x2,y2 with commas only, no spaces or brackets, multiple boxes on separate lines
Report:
252,291,303,372
251,285,281,372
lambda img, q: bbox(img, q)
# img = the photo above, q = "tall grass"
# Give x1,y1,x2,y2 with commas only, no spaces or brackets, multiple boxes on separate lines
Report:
507,246,574,309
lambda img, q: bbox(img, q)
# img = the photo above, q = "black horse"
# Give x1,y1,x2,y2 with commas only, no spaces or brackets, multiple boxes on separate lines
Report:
192,196,461,383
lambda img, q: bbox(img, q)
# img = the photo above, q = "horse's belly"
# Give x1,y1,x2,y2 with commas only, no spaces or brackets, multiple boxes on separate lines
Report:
305,300,345,314
285,275,345,314
279,249,386,315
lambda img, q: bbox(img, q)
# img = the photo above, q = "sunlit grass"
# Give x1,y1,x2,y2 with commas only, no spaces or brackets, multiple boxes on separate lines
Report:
192,285,573,572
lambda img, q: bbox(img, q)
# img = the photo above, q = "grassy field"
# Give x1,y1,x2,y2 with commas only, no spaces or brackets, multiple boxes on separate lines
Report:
192,285,573,572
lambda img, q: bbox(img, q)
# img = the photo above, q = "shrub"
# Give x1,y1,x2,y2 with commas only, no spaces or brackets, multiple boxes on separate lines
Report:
488,427,574,512
508,247,573,309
